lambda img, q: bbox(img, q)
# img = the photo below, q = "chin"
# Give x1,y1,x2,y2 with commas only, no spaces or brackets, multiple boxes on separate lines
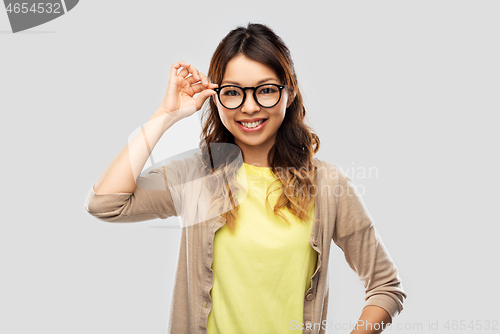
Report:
234,131,275,147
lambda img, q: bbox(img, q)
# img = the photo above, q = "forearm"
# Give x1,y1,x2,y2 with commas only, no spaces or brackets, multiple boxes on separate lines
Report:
93,109,181,194
350,305,392,334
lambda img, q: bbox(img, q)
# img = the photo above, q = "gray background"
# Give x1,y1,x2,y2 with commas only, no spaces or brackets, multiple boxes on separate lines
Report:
1,1,499,333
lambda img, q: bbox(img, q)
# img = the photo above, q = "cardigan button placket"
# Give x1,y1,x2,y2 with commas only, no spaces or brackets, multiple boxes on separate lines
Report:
312,237,318,246
306,293,314,301
305,320,313,331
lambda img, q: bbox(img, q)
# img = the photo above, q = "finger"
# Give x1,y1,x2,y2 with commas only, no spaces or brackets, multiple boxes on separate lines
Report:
198,72,210,86
191,82,217,94
177,64,202,82
170,61,191,77
188,66,201,81
178,64,201,81
185,75,200,85
190,83,206,94
195,88,218,110
186,74,218,88
177,68,190,78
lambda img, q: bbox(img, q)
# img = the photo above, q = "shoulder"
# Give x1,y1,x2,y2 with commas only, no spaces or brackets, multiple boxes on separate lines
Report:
312,157,346,184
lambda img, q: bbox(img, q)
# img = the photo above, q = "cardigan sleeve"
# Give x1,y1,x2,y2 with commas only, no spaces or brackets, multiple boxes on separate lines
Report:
332,165,407,320
84,165,179,223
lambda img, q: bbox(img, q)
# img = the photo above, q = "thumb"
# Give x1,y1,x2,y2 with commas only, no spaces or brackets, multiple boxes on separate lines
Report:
195,89,217,110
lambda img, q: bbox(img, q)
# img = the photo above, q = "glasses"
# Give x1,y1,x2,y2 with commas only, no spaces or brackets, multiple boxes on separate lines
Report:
213,84,286,109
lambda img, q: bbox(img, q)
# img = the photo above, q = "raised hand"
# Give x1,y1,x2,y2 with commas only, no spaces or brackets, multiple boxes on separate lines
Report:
158,61,218,119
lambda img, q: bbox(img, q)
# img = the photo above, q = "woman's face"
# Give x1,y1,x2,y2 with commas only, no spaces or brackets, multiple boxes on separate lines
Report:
214,54,293,154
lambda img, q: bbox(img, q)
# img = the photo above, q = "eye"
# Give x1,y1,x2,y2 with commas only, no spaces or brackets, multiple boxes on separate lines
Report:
221,88,241,96
258,86,278,95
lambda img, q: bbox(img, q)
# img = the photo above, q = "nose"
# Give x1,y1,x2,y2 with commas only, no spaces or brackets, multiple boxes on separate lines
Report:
240,90,260,114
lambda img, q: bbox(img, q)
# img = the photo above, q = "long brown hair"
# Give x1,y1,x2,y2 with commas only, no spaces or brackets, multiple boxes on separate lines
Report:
200,23,320,232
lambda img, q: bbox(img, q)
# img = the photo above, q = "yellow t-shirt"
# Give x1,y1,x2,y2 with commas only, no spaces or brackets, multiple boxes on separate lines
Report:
207,163,317,333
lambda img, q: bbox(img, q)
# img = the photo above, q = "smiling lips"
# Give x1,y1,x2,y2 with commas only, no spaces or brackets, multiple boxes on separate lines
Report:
236,118,268,132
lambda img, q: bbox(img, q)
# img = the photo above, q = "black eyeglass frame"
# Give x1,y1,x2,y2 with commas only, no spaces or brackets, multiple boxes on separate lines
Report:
213,83,286,109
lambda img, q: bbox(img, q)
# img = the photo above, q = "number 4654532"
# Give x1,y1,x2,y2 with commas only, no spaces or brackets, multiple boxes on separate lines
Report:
6,2,62,14
444,320,498,331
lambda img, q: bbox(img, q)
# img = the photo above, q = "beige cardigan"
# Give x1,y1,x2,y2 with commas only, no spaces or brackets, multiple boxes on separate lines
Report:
84,153,407,333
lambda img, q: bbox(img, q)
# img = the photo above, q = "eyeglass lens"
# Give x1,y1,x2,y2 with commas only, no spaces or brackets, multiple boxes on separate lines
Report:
219,85,281,109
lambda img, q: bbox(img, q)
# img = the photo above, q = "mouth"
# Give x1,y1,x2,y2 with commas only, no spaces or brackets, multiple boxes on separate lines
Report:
236,119,268,132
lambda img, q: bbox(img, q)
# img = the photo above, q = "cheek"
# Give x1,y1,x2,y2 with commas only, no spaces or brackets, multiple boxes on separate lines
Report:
217,108,232,129
273,104,287,123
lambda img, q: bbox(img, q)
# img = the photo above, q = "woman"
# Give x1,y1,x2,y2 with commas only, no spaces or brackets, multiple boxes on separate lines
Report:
84,23,407,334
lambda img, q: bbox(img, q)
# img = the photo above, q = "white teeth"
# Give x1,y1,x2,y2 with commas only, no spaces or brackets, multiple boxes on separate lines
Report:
240,120,265,128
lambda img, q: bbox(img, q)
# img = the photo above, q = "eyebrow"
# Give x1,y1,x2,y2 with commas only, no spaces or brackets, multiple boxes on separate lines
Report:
221,77,279,86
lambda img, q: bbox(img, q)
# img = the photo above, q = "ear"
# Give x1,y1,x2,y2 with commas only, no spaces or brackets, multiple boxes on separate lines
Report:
286,89,296,108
